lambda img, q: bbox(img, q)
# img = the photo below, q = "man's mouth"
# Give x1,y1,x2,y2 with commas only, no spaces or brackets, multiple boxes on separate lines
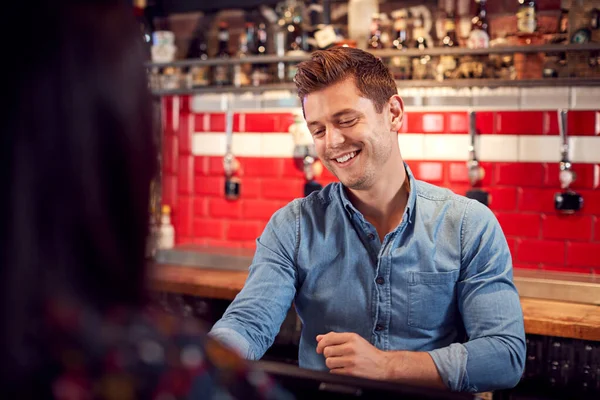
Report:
333,150,361,164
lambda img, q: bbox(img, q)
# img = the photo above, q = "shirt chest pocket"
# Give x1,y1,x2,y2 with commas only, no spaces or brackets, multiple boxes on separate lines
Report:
408,270,459,330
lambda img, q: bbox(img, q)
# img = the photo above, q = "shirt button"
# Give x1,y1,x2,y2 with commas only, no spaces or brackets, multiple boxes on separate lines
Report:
375,324,384,331
367,233,375,240
375,277,384,285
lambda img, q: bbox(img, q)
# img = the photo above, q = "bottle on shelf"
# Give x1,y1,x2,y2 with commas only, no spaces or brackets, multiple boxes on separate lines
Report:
517,0,538,34
467,0,490,49
438,12,459,80
187,30,210,88
251,21,271,86
348,0,379,49
307,0,323,51
157,205,175,250
234,22,254,87
559,6,569,34
442,12,458,47
411,14,432,80
283,0,308,83
368,13,384,49
389,9,411,80
213,21,232,86
133,0,152,57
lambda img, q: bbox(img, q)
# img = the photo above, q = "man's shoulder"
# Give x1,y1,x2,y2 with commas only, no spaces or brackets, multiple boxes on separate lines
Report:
414,179,495,223
275,182,340,216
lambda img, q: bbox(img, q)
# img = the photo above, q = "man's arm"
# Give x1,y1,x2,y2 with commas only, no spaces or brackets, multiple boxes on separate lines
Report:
316,332,445,389
428,199,526,392
209,201,300,359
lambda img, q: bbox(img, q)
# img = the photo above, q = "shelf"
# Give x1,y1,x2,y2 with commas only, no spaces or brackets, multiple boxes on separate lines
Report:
151,77,600,96
146,43,600,69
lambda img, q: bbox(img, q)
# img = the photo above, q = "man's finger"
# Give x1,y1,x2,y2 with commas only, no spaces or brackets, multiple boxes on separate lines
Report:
325,355,351,370
323,343,350,358
316,332,354,353
330,367,352,376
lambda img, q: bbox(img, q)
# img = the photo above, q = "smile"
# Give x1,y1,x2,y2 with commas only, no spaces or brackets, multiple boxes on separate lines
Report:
334,150,361,164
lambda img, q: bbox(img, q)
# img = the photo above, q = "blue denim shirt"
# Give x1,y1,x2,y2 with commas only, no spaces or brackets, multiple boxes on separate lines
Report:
210,164,526,392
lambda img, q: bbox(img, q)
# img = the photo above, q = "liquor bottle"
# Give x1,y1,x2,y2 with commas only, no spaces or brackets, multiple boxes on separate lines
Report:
188,31,210,88
517,0,537,34
213,22,232,86
251,22,270,86
411,15,432,80
559,7,569,34
439,13,458,80
234,23,253,87
133,0,152,52
368,13,384,49
389,9,411,80
442,12,458,47
467,0,490,49
307,0,323,50
413,14,428,50
284,1,308,83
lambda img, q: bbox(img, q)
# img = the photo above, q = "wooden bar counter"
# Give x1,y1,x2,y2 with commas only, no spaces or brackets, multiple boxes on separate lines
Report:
150,263,600,342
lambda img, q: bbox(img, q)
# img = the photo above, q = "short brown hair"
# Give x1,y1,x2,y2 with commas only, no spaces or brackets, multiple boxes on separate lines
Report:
294,47,397,113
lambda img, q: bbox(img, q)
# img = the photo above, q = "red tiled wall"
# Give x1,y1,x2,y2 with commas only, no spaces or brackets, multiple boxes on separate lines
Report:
162,96,600,275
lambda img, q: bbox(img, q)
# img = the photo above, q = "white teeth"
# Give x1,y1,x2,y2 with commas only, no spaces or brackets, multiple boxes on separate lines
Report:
336,151,356,163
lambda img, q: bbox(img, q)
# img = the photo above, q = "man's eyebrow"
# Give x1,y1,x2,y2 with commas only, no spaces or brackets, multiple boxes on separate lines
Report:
306,109,363,127
332,109,361,119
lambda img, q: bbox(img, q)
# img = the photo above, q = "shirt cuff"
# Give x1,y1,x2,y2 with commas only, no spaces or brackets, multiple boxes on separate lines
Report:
208,327,256,360
428,343,472,392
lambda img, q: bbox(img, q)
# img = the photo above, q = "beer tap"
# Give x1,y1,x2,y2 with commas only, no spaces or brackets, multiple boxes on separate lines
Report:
223,95,241,200
465,111,489,206
554,109,583,213
289,109,322,196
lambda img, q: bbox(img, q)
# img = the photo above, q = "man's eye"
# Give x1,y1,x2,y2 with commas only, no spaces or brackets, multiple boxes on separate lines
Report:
312,129,325,137
339,118,357,126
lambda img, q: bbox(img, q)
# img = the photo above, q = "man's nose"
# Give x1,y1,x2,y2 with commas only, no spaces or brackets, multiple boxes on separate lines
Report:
325,126,345,148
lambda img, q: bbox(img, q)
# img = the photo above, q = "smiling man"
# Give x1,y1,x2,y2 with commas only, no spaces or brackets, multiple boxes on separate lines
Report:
209,47,525,393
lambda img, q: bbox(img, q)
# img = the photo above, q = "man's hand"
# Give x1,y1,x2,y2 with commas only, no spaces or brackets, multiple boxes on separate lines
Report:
316,332,393,380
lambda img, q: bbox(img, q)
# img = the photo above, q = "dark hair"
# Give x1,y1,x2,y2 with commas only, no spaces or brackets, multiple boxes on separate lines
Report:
294,47,398,113
0,0,155,381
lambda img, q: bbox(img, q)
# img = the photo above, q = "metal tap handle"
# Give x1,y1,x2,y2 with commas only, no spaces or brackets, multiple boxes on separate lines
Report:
558,109,569,162
225,97,234,155
468,111,477,159
303,155,315,180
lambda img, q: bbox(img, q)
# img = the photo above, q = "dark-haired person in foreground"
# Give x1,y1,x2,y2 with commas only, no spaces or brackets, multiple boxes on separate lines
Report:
210,47,526,393
0,1,290,398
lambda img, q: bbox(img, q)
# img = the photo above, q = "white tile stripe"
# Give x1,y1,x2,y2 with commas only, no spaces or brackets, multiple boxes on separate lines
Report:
191,132,600,164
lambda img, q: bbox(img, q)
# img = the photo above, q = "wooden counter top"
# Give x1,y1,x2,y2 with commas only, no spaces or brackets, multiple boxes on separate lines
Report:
150,264,600,342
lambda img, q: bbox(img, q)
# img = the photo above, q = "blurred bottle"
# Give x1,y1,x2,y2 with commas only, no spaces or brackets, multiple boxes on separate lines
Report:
467,0,490,49
412,15,432,80
348,0,379,49
442,12,458,47
213,22,232,86
283,0,308,83
559,6,569,34
157,205,175,250
187,31,210,88
252,22,271,86
438,12,458,80
133,0,152,58
517,0,537,34
389,10,411,80
368,13,384,49
307,0,323,51
234,22,254,87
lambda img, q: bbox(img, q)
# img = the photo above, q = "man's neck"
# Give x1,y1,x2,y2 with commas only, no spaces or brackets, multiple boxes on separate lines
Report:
346,160,409,241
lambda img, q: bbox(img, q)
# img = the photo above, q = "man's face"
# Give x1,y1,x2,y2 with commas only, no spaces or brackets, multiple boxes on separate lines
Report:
303,78,398,190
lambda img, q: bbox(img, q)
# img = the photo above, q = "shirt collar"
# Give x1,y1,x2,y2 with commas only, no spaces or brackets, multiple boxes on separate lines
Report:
339,162,416,224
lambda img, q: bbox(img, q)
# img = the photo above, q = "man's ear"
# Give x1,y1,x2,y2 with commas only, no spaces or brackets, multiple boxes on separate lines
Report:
389,94,404,132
